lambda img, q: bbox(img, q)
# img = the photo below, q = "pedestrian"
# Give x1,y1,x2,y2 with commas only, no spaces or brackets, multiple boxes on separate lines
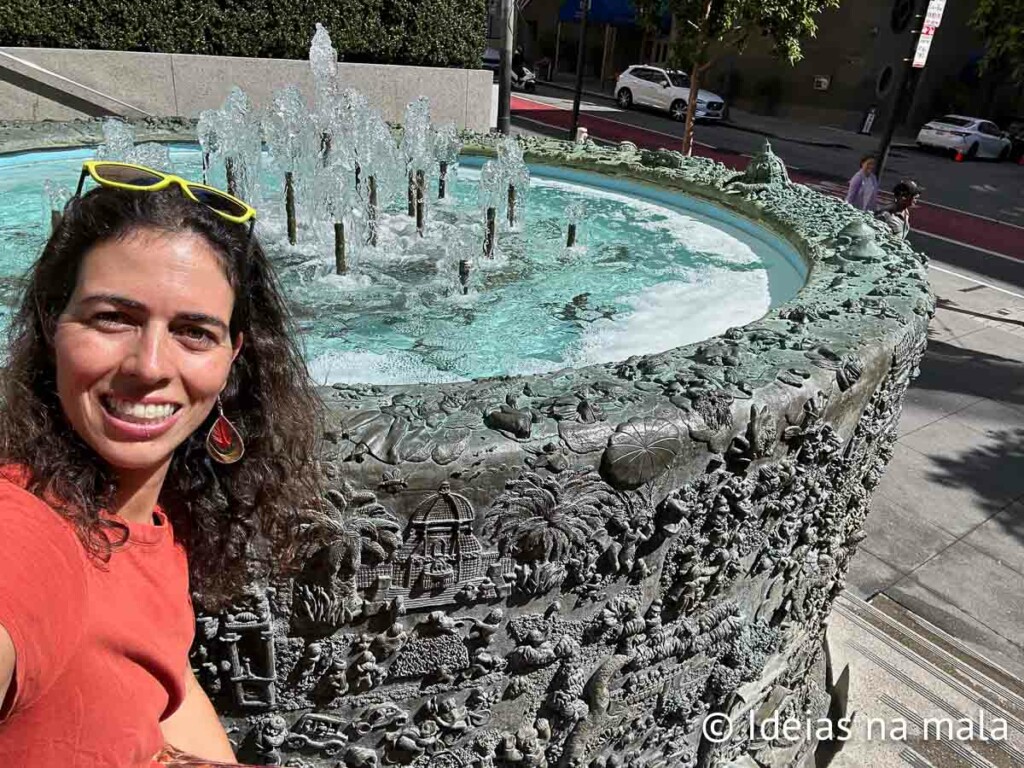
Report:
512,46,525,80
0,161,325,766
845,154,880,212
875,180,922,240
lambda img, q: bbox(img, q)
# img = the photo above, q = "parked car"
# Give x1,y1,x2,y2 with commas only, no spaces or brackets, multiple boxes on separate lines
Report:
614,65,727,122
916,115,1013,161
482,47,500,83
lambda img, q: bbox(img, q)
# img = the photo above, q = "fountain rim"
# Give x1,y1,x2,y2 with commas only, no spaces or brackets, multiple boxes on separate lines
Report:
0,129,929,408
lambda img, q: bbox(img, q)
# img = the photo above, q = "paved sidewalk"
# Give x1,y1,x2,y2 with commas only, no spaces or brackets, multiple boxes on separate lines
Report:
848,266,1024,680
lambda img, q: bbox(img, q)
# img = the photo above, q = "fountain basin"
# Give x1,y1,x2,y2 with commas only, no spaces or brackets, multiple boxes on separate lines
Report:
1,146,806,384
0,125,933,768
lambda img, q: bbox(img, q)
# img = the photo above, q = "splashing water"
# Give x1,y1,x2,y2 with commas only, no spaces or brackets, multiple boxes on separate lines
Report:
96,119,172,171
7,24,807,385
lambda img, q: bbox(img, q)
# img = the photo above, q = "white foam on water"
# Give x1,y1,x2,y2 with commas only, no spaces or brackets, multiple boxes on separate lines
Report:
308,346,564,385
308,348,459,385
318,272,374,290
568,267,771,366
526,176,761,266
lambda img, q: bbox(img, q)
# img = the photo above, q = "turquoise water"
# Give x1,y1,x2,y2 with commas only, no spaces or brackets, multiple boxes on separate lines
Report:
0,146,806,384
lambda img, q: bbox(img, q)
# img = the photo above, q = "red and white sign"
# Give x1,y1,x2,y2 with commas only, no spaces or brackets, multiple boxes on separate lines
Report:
913,26,936,68
924,0,947,28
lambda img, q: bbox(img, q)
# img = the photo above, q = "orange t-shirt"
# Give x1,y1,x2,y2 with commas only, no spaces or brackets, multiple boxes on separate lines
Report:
0,477,194,767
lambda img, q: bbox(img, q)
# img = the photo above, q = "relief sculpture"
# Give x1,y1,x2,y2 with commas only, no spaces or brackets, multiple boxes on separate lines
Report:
191,139,933,768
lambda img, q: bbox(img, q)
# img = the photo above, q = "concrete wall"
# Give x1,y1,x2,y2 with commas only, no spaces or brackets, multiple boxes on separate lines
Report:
0,48,495,131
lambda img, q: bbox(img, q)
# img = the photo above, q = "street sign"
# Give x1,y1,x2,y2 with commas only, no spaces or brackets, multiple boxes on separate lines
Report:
924,0,946,28
912,27,935,68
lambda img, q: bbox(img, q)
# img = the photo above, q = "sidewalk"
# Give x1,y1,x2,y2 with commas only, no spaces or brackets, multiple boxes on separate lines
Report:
538,73,916,151
847,265,1024,680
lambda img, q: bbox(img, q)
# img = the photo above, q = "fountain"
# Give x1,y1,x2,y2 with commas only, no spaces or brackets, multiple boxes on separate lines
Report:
0,24,933,768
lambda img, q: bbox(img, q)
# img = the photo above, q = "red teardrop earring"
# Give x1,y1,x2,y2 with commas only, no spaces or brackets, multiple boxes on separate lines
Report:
206,397,245,464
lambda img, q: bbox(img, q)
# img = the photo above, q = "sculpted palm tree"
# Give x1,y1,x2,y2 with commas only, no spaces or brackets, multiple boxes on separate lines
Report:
321,484,403,583
484,470,614,565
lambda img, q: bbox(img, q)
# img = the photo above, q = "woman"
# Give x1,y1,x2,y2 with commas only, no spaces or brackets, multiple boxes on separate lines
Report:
0,162,324,766
845,154,880,212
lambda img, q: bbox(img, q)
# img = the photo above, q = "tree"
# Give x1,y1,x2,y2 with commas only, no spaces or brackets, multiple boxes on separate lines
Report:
484,470,613,564
971,0,1024,87
633,0,840,155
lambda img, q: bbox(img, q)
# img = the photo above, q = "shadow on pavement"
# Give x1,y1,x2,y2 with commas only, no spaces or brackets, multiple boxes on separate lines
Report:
915,337,1024,410
909,337,1024,538
935,297,1024,328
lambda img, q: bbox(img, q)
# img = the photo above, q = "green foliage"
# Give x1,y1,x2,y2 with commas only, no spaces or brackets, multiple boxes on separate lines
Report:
0,0,487,68
632,0,840,68
630,0,839,153
971,0,1024,86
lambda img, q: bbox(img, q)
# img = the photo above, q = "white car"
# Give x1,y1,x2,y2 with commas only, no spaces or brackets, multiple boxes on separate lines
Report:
615,65,726,122
916,115,1013,161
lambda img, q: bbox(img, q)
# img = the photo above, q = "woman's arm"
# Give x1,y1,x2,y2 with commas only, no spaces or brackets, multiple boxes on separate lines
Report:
845,172,863,206
159,666,236,762
0,624,14,718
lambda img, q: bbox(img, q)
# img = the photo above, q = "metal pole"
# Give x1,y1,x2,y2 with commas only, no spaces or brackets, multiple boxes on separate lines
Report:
554,22,562,76
497,0,514,135
284,171,297,245
876,0,925,180
570,0,591,140
484,207,497,257
416,170,426,235
334,221,346,275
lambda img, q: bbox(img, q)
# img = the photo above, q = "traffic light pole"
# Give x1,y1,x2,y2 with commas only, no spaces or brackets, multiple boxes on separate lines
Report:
875,0,925,180
497,0,514,135
569,0,590,140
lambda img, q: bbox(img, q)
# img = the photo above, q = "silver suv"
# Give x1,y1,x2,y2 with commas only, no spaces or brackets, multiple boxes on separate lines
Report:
614,65,727,122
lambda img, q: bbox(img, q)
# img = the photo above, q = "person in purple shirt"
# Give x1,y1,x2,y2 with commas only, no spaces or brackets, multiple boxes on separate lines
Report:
846,154,880,212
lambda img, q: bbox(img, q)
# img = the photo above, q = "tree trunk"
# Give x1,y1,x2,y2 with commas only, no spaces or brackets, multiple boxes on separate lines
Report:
682,0,714,157
682,61,702,156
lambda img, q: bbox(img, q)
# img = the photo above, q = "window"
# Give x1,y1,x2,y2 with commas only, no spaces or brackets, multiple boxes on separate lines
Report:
654,72,670,87
891,0,913,33
938,116,974,127
979,122,1002,136
876,65,894,97
486,0,500,38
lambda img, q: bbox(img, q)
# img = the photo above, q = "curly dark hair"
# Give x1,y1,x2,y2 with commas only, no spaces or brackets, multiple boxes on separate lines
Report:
0,184,325,604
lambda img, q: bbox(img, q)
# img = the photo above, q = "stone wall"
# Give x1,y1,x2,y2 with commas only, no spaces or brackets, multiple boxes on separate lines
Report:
0,48,495,130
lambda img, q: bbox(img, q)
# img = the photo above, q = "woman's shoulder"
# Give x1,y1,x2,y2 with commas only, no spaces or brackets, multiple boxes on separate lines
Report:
0,466,82,549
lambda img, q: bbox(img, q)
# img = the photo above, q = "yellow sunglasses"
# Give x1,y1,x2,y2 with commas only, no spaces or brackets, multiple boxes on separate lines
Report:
75,160,257,225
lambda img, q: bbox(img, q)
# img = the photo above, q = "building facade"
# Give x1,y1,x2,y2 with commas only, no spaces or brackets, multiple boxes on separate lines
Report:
515,0,1020,132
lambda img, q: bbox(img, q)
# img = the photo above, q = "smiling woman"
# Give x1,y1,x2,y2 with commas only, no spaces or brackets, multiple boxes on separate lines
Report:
0,175,326,766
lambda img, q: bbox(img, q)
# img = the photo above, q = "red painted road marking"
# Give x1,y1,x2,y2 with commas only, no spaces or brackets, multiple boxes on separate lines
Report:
512,95,1024,262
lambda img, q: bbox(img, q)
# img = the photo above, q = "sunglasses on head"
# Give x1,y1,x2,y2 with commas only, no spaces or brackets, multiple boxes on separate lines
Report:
75,160,257,225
